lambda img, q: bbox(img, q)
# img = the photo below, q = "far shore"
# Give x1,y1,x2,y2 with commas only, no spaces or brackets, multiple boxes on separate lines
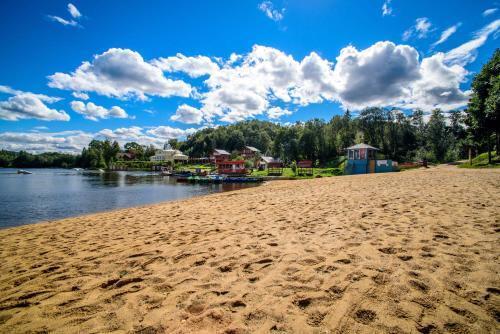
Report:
0,165,499,333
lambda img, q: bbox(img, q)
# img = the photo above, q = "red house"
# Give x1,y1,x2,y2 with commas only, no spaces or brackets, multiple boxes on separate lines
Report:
210,149,230,164
241,146,260,159
216,160,247,175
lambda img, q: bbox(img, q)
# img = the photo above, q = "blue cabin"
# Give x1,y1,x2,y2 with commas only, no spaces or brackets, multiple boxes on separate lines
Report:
344,143,395,175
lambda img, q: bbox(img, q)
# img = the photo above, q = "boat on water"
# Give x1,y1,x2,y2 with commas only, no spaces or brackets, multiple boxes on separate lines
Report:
160,167,172,176
17,170,32,174
224,176,263,183
208,174,224,184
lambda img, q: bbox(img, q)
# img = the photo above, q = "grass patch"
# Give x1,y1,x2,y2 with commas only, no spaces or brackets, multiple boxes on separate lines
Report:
458,152,500,169
250,167,343,178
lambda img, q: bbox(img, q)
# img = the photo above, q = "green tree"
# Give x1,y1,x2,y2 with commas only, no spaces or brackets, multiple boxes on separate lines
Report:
465,49,500,163
168,139,179,149
426,109,451,162
124,142,145,160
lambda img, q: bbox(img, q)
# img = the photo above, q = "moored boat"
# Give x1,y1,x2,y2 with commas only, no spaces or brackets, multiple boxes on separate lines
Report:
160,167,172,176
17,170,32,174
208,175,225,183
224,176,263,183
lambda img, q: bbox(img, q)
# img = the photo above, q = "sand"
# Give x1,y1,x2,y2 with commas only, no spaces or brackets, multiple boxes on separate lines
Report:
0,166,499,334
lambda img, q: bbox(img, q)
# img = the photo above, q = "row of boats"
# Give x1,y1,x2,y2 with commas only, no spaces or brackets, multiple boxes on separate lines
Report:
168,171,263,184
17,168,263,184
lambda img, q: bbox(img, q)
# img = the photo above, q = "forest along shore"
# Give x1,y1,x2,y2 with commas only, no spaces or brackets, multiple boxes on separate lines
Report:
0,166,499,333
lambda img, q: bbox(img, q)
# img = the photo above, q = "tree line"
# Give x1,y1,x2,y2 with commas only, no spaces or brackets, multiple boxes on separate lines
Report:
179,108,467,165
0,150,79,168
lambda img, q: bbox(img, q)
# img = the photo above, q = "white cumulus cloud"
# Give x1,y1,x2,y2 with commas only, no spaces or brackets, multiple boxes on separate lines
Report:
332,42,421,109
152,54,220,78
170,104,204,124
72,91,89,100
0,130,91,153
70,101,131,121
0,86,69,121
0,125,200,154
267,107,292,119
48,48,192,100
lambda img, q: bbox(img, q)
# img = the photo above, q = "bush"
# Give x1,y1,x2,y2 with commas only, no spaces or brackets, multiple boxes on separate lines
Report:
415,148,436,163
290,161,297,175
444,148,459,163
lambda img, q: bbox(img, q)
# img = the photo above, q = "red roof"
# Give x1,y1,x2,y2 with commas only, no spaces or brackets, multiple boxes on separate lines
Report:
297,160,313,167
216,160,245,165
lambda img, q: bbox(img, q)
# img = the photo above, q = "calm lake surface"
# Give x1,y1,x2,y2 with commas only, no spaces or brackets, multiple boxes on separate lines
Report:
0,168,257,228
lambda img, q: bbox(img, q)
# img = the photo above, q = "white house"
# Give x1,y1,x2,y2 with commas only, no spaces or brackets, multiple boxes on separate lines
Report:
150,147,188,163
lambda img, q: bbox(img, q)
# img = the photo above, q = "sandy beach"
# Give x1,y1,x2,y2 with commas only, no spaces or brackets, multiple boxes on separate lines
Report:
0,166,498,333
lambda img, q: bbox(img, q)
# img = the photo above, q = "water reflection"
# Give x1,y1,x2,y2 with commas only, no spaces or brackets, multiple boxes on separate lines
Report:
0,169,258,228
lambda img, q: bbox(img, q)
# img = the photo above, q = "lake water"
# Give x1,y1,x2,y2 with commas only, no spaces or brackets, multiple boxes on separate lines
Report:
0,168,256,229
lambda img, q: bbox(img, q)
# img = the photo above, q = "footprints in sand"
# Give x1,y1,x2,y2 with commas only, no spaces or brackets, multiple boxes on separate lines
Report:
100,277,143,289
354,309,377,325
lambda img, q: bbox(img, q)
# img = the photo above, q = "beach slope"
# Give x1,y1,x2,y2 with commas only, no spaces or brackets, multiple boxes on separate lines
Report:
0,166,499,333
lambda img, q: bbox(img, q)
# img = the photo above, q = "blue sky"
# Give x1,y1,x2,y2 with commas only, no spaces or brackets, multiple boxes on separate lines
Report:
0,0,499,152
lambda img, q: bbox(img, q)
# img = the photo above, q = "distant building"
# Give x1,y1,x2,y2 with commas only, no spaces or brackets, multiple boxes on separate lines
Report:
259,156,282,169
216,160,247,175
344,143,395,174
297,160,313,176
260,156,283,175
210,149,230,164
116,152,136,161
150,148,188,163
241,146,260,159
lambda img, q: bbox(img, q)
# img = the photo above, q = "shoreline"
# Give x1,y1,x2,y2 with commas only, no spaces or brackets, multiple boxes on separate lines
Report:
0,166,499,333
0,182,264,232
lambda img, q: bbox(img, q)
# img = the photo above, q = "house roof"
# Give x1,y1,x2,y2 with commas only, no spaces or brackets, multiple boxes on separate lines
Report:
216,160,245,164
173,154,188,160
117,152,135,159
346,143,380,150
245,146,260,152
213,149,230,155
261,156,281,163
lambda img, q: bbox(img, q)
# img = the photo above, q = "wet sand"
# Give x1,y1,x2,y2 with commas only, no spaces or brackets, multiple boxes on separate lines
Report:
0,166,499,333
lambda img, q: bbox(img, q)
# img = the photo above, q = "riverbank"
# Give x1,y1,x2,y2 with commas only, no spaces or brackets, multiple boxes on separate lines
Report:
0,166,499,333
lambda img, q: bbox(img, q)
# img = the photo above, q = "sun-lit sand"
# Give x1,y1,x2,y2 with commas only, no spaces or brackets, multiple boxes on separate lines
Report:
0,166,499,333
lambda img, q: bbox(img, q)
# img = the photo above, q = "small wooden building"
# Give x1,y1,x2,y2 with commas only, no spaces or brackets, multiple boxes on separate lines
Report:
297,160,313,176
216,160,247,175
116,152,136,161
211,149,230,164
260,156,283,175
241,146,260,159
344,143,395,174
